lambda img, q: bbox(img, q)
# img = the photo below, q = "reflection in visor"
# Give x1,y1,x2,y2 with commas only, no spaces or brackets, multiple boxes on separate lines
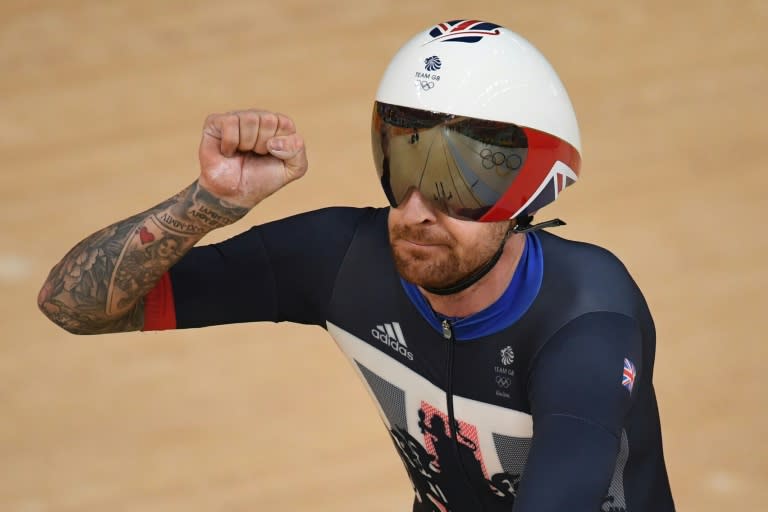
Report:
372,102,528,220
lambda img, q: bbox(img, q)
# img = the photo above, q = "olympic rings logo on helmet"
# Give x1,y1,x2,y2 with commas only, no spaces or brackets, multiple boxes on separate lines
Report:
416,80,435,91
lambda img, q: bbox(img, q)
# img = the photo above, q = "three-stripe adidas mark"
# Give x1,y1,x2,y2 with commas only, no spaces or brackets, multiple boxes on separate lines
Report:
371,322,414,361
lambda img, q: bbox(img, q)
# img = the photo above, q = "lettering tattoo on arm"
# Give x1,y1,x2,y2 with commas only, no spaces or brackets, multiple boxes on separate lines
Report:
38,181,249,334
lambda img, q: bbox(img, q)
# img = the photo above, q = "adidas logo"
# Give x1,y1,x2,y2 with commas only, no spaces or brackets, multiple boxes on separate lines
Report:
371,322,413,361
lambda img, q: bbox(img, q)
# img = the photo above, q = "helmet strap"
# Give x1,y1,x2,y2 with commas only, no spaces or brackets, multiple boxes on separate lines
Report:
422,230,510,296
421,215,566,296
422,221,518,296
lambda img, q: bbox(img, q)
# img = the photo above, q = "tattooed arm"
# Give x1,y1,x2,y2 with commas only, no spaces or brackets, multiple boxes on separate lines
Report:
37,109,308,334
37,182,248,333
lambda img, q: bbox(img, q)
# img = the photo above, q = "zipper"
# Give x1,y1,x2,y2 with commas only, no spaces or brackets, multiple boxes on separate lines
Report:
441,319,461,465
442,320,452,450
441,319,452,340
442,319,484,509
442,320,455,437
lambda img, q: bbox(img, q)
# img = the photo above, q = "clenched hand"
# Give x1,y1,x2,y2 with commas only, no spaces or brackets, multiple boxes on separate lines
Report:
198,109,308,208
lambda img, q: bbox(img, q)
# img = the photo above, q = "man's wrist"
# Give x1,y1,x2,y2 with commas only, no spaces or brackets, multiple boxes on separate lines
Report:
158,181,251,235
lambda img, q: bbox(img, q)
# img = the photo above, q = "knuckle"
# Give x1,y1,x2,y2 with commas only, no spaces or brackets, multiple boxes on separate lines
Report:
204,113,221,126
279,114,295,128
261,112,278,127
240,110,259,123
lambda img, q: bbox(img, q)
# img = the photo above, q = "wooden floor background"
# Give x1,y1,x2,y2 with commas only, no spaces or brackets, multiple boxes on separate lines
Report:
1,1,766,510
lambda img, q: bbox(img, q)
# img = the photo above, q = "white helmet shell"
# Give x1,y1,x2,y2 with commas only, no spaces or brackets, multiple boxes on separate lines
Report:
375,20,581,153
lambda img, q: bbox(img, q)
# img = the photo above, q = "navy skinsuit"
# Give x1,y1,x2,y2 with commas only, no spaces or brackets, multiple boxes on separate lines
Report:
156,207,675,512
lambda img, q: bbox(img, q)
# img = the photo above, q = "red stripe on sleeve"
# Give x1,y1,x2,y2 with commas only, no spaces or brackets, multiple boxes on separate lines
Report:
142,272,177,331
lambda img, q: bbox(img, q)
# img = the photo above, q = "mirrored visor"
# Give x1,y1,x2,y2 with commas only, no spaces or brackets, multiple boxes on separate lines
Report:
372,101,529,220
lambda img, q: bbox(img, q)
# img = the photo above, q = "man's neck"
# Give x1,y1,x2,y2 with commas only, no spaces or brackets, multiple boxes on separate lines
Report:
419,233,526,318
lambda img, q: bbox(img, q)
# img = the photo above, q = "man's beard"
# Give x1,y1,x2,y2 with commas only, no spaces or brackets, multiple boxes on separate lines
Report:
389,223,508,290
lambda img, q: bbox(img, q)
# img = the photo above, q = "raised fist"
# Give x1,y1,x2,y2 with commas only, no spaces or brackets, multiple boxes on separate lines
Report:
198,110,308,208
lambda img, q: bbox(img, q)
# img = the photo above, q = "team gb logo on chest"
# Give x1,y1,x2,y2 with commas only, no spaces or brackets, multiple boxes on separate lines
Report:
500,346,515,366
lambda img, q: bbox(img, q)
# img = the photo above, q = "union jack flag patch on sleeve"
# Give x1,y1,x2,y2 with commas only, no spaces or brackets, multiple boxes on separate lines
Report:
622,358,636,393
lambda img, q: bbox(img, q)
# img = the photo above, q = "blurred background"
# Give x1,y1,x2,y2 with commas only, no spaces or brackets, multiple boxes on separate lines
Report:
1,1,766,510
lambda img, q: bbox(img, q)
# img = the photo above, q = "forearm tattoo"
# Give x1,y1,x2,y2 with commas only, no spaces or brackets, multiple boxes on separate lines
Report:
38,181,249,334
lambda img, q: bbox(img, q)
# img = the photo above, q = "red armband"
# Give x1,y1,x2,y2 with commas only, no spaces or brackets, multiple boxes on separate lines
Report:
142,272,177,331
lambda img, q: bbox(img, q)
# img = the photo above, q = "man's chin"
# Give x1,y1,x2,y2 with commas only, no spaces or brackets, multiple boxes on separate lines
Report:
392,257,455,289
390,243,468,288
401,273,461,290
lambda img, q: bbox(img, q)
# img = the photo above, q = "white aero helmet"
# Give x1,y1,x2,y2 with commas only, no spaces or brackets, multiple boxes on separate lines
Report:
372,20,581,222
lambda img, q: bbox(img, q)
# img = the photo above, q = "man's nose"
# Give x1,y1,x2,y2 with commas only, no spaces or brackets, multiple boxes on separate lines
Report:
398,188,438,224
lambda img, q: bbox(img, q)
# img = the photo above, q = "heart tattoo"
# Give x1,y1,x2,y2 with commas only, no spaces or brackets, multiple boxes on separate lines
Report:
138,226,156,245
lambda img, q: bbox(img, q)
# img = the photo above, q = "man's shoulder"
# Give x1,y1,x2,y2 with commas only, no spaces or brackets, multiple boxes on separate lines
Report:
312,205,388,240
296,206,390,255
534,229,649,318
281,205,387,225
258,205,388,240
537,229,631,276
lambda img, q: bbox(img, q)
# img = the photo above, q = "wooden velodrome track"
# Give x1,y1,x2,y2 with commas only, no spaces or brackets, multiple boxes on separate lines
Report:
2,1,765,510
